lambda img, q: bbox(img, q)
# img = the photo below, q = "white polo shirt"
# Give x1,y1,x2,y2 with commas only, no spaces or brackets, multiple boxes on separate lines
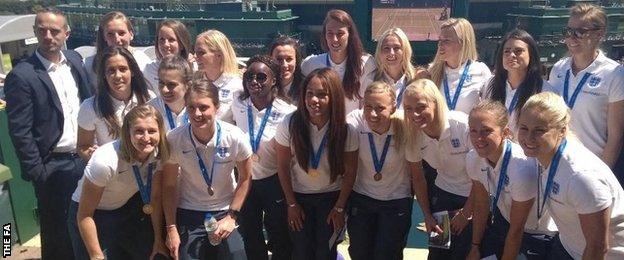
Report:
71,141,161,210
481,78,553,131
84,49,153,90
412,111,473,197
300,53,376,114
147,97,188,132
540,140,624,259
166,122,252,211
213,73,243,124
35,51,81,152
436,60,491,115
380,72,408,110
78,93,150,145
274,113,359,194
231,94,296,180
347,110,417,200
466,140,556,233
547,52,624,156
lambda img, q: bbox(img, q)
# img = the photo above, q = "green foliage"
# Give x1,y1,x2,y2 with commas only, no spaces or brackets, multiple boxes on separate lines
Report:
0,0,57,15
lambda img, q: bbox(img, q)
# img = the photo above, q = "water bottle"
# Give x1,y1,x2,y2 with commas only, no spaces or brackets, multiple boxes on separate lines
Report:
204,213,221,246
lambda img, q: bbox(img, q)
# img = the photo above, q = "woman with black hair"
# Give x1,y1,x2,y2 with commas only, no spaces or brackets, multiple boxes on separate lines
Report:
269,36,304,104
481,29,551,131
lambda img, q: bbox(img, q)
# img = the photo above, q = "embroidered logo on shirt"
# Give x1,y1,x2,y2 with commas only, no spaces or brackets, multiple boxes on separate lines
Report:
270,111,281,121
220,89,230,99
588,76,601,88
557,74,563,79
182,149,193,154
217,147,229,157
451,138,461,148
465,74,473,83
552,182,560,195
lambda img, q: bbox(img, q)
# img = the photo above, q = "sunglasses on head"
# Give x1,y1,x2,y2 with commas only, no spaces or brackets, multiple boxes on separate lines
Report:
244,72,269,83
562,26,601,38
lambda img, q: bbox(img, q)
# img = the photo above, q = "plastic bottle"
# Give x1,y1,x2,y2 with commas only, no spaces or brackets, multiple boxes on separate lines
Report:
204,213,221,246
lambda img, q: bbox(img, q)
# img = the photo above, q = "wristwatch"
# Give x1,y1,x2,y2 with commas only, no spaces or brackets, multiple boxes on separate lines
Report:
228,209,240,220
333,206,344,213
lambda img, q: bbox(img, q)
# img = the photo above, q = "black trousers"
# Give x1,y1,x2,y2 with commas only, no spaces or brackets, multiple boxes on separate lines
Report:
427,185,472,260
290,191,340,260
347,192,413,260
33,154,85,260
238,174,292,260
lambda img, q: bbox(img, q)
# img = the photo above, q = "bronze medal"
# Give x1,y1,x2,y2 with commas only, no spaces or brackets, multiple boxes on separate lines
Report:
207,186,215,196
142,204,153,215
251,153,260,162
373,173,382,181
308,168,319,177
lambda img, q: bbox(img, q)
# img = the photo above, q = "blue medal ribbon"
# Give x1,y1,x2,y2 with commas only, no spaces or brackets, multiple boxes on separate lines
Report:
309,130,329,169
247,101,273,154
368,133,392,175
325,53,331,67
537,139,567,220
491,140,512,213
188,123,222,189
507,88,520,115
563,70,591,109
165,104,189,129
443,60,472,110
396,77,407,109
132,162,155,205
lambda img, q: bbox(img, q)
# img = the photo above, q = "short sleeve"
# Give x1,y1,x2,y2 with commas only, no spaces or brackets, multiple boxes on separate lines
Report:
84,149,114,187
567,173,613,214
608,66,624,103
509,162,538,202
233,127,253,161
345,124,359,152
274,114,292,147
464,151,481,181
78,98,97,131
300,54,317,77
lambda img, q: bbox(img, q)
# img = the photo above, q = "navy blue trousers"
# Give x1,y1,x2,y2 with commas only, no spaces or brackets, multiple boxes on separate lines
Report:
176,208,246,260
67,193,153,260
427,185,472,260
347,192,412,260
239,174,292,260
290,191,340,260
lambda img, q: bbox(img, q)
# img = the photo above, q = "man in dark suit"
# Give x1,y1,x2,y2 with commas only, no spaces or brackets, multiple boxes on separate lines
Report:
4,8,92,259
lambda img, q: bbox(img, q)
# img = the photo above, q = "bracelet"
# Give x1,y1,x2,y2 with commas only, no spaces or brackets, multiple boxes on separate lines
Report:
288,203,297,208
333,206,344,213
459,209,472,220
165,224,177,229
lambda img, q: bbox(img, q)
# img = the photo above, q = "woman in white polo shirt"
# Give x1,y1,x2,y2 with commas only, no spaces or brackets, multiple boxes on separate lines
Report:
345,82,417,260
231,55,296,259
77,46,154,162
274,68,358,259
162,79,252,260
143,19,193,94
373,27,424,110
517,92,624,259
68,105,170,260
547,3,624,169
428,18,492,115
481,29,552,132
194,29,243,124
147,55,191,132
465,100,556,260
300,9,376,114
402,78,474,259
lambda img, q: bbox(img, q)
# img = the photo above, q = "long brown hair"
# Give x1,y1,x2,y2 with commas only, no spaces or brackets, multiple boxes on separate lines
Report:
93,11,134,73
290,68,347,182
94,46,151,139
321,9,365,100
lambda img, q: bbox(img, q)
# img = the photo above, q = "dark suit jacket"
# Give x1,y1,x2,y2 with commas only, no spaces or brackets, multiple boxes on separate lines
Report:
4,50,92,182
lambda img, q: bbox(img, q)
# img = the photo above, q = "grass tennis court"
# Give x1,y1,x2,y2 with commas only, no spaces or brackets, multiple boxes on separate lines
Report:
372,8,447,41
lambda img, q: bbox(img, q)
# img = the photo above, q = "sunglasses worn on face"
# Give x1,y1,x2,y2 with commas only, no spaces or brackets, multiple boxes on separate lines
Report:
244,72,269,83
562,26,601,39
